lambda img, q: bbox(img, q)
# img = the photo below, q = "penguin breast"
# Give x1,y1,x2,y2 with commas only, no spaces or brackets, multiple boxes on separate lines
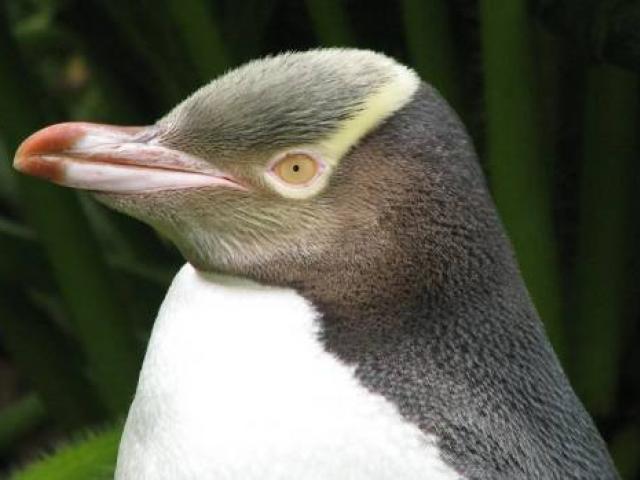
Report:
115,264,463,480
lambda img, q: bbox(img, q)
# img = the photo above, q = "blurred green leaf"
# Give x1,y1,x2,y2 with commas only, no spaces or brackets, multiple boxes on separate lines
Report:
10,424,121,480
222,0,277,61
0,395,47,455
0,288,105,429
537,0,640,72
609,424,640,479
0,137,19,206
166,0,229,81
0,216,51,288
305,0,355,46
88,1,186,105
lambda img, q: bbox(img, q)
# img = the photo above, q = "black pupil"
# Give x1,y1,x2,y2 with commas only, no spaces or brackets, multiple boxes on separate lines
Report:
292,164,300,172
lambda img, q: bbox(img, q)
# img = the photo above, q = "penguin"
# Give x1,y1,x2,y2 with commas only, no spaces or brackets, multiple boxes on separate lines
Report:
14,49,618,479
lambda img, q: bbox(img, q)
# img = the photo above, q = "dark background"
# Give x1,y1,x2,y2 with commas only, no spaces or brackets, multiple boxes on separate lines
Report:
0,0,639,478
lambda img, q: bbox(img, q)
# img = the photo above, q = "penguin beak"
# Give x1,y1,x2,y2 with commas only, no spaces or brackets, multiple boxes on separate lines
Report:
13,122,242,193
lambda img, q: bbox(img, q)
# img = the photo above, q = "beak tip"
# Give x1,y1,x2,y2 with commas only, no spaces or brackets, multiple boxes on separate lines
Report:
12,122,89,180
13,143,34,175
12,152,26,173
13,152,64,182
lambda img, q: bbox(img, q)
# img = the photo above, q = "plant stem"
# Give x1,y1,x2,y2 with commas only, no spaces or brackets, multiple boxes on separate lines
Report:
479,0,565,359
401,0,461,109
572,64,638,415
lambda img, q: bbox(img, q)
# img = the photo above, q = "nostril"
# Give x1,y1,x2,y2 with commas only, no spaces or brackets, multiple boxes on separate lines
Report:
131,126,162,143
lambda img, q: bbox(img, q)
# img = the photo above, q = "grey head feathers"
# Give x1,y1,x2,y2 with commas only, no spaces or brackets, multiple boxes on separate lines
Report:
158,49,417,158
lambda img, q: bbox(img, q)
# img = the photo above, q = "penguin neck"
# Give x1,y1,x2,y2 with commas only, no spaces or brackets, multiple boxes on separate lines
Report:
292,227,533,365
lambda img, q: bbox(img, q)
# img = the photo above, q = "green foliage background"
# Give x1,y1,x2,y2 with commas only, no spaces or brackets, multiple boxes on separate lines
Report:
0,0,638,478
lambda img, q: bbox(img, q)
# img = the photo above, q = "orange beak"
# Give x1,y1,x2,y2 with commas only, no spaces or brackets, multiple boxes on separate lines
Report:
14,122,242,193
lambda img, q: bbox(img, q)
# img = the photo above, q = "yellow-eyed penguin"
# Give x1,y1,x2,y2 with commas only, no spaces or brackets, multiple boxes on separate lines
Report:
14,49,618,479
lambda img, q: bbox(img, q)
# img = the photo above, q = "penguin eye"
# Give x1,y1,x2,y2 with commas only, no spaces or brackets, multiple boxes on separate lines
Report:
273,153,319,185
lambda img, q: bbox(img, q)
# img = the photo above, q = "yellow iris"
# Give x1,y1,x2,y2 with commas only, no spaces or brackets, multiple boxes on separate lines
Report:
274,153,318,185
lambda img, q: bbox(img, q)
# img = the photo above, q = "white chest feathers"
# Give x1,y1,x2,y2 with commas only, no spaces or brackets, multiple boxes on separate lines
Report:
115,264,462,480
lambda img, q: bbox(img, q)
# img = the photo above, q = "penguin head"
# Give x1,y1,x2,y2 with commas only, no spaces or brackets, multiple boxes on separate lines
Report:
14,49,487,288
